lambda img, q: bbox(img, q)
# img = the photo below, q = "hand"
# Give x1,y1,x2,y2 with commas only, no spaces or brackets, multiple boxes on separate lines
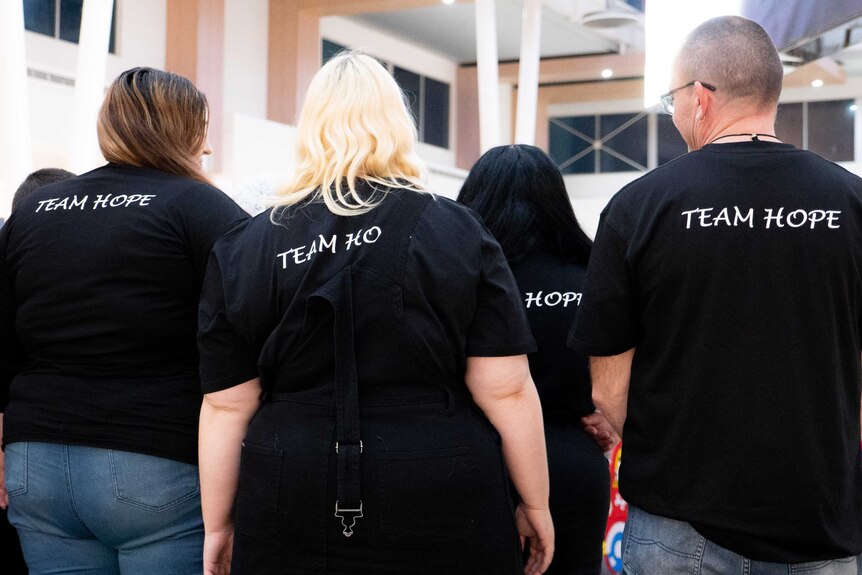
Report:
582,410,620,453
203,528,234,575
516,503,554,575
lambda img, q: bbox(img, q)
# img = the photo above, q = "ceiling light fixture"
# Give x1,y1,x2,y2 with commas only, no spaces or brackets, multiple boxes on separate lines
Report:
442,0,456,4
811,79,825,87
601,68,614,79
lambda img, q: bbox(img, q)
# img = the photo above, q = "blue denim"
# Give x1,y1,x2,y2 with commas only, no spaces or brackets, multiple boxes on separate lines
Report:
622,505,859,575
5,442,203,575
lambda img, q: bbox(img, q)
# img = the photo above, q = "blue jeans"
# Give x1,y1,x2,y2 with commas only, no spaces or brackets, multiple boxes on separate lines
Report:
5,442,203,574
622,506,859,575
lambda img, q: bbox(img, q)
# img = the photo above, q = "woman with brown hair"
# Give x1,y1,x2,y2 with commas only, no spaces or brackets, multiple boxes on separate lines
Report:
0,67,247,574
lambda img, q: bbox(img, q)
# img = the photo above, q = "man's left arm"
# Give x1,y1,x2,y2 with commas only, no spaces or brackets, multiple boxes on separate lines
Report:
591,348,635,438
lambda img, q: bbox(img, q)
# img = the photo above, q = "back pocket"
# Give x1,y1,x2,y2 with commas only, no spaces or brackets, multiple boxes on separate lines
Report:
234,441,284,539
376,447,473,544
111,450,200,511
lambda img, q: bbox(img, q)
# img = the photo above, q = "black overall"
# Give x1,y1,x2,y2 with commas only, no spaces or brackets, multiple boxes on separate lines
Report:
227,193,525,574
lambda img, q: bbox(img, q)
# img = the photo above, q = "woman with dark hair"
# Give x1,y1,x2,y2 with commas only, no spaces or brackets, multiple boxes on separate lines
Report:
458,144,615,575
0,67,247,573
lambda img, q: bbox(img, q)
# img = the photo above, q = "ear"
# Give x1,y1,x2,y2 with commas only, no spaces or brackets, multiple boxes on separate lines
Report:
693,81,713,119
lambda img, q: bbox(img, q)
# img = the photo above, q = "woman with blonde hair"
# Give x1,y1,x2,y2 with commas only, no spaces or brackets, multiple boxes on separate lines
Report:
0,67,247,573
198,51,554,574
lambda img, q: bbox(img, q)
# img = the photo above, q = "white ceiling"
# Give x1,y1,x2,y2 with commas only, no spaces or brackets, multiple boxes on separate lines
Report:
349,0,862,84
349,0,633,64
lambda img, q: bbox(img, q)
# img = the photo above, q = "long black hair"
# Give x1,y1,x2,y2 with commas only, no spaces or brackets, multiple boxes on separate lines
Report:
457,144,592,265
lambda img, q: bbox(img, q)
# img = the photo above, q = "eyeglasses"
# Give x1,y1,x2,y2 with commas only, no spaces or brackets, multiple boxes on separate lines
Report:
659,81,717,115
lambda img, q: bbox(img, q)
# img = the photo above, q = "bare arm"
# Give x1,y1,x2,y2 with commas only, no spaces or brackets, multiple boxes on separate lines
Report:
590,348,636,438
199,378,261,575
465,355,553,575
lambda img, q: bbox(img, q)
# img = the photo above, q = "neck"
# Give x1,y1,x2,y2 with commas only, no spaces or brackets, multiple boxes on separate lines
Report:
709,132,781,144
694,110,778,149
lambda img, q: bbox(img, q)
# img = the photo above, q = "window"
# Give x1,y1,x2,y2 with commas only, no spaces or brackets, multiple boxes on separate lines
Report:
393,67,421,128
24,0,117,53
549,98,858,176
775,99,855,162
549,112,649,174
321,39,451,149
422,76,450,149
657,114,687,165
322,39,346,64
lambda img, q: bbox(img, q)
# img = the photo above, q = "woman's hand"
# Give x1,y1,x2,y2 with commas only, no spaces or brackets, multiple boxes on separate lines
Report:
581,410,620,453
516,503,554,575
203,528,234,575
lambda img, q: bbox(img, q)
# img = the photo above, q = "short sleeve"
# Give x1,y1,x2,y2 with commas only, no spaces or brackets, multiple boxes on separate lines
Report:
568,215,640,356
177,184,249,282
197,251,260,393
465,223,537,357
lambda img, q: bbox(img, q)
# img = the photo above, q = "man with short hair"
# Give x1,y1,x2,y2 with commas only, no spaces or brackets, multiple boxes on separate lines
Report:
570,15,862,574
12,168,76,213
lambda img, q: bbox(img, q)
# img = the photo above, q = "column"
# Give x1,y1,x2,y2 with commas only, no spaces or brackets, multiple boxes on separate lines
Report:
474,0,500,153
267,0,320,125
514,0,541,145
0,0,32,213
69,0,115,174
166,0,225,171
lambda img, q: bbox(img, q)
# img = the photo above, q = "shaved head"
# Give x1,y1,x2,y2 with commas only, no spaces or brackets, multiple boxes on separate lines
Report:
677,16,783,110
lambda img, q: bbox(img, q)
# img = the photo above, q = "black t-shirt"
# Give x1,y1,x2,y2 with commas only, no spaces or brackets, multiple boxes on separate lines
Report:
509,251,593,421
569,142,862,562
0,163,248,464
198,188,536,397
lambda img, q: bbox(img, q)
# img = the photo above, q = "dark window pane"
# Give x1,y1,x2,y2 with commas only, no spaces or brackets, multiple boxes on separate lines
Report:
59,0,82,43
554,116,596,141
24,0,56,36
322,39,346,64
423,77,449,148
108,0,116,54
549,119,594,174
657,114,688,165
775,102,803,149
600,113,647,171
562,150,596,175
393,67,421,129
808,99,854,162
600,151,640,173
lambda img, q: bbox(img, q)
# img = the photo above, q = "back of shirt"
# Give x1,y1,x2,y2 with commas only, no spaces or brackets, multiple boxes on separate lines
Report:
199,188,536,398
570,142,862,562
0,163,248,463
509,251,592,420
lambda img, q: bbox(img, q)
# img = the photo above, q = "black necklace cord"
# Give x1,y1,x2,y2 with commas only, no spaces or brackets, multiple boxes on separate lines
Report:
709,133,781,144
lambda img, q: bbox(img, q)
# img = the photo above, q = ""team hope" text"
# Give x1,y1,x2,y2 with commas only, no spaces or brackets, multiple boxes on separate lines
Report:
276,226,382,268
681,206,841,229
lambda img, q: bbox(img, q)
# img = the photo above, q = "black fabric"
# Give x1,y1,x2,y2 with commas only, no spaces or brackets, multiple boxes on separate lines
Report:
198,187,535,573
199,190,535,396
0,163,248,464
570,141,862,562
509,251,593,419
509,251,608,574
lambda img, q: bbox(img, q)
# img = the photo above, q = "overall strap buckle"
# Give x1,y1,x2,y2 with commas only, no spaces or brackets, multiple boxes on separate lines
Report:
334,501,364,537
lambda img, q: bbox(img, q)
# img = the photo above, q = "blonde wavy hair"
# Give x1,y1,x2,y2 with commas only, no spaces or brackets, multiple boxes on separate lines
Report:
274,51,427,216
97,67,210,184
